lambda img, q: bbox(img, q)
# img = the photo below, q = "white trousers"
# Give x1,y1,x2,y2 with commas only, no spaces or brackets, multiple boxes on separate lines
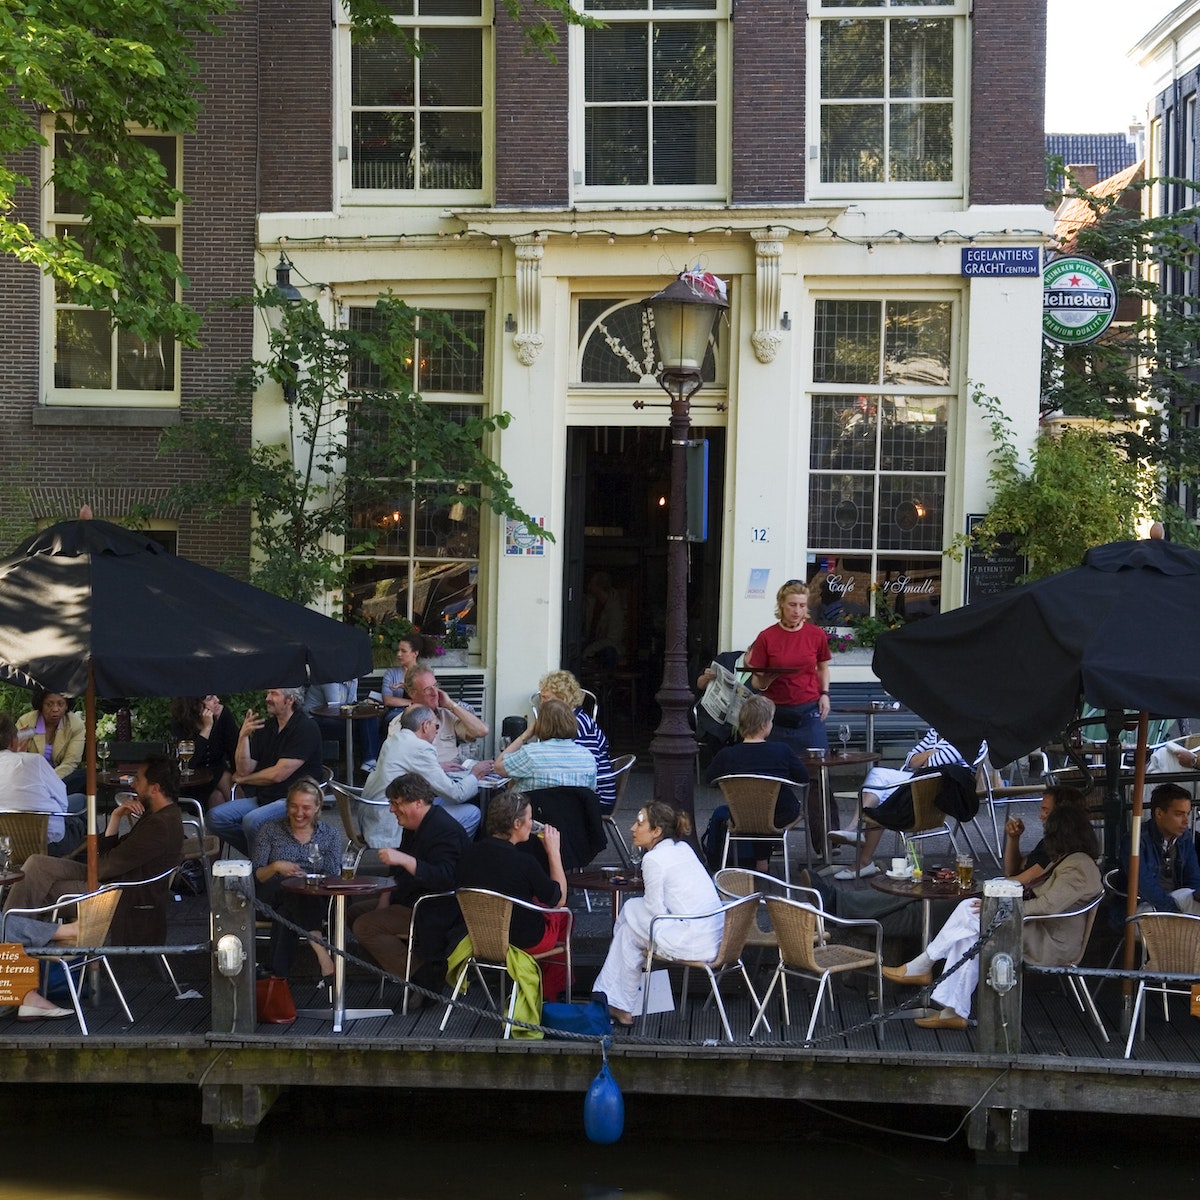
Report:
922,898,982,1020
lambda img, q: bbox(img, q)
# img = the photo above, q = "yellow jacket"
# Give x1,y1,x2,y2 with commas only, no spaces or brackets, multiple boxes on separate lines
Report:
16,709,84,779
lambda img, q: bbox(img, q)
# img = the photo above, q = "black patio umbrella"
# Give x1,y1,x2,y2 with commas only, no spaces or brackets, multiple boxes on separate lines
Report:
0,516,371,886
872,537,1200,1017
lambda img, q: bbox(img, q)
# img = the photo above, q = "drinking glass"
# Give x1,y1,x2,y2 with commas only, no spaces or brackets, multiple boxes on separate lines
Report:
305,840,322,881
0,835,11,872
177,739,195,777
341,842,361,881
838,723,851,755
97,740,110,773
956,853,974,890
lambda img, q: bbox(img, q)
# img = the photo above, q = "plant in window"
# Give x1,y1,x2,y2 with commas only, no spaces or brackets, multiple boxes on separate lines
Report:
144,291,547,607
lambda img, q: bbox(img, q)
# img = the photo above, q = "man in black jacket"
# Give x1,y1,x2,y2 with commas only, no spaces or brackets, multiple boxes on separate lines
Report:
349,773,469,993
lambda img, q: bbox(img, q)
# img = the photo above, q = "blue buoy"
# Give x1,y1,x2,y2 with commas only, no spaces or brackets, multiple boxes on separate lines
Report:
584,1044,624,1144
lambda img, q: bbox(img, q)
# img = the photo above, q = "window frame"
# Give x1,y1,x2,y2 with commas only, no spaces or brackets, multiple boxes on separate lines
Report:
805,290,960,624
807,0,968,202
343,297,492,650
337,1,493,205
569,0,731,204
41,124,183,408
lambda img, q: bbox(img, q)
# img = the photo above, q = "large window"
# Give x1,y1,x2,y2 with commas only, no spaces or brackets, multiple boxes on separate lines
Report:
348,0,488,196
576,0,728,199
811,0,965,197
346,307,487,643
806,297,955,624
46,132,181,405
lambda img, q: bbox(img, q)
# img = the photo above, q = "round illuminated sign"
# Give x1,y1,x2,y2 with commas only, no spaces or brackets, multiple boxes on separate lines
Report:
1043,255,1117,345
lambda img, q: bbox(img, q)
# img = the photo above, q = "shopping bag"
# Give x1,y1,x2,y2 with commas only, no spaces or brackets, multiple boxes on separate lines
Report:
632,968,674,1015
255,975,297,1024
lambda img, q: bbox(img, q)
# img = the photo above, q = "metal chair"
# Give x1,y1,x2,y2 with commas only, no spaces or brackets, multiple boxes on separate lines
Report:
713,867,828,963
603,753,637,868
0,810,50,862
1,884,130,1035
641,892,763,1042
839,773,961,877
714,774,809,882
750,896,884,1045
1023,892,1108,1041
975,756,1046,864
401,890,456,1014
1123,911,1200,1058
440,887,574,1037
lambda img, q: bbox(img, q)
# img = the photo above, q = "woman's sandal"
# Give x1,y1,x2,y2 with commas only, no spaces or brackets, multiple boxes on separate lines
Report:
608,1006,634,1026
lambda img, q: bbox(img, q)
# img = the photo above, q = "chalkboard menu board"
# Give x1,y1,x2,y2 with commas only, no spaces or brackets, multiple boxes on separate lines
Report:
965,515,1027,604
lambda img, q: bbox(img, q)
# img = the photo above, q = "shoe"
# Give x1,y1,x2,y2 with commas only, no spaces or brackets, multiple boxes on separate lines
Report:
833,863,879,881
827,830,859,845
914,1012,968,1031
361,760,377,773
608,1006,634,1027
797,869,813,892
405,988,426,1011
882,963,933,987
17,1001,73,1021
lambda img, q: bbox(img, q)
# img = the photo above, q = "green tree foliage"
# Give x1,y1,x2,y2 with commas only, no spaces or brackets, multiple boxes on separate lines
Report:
147,290,548,606
955,388,1152,579
0,0,591,345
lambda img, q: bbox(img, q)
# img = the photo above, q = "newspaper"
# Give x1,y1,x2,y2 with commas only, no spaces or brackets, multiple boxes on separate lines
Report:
700,659,752,728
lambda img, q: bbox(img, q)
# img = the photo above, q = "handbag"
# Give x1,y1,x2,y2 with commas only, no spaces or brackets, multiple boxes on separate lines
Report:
541,995,613,1036
255,975,297,1024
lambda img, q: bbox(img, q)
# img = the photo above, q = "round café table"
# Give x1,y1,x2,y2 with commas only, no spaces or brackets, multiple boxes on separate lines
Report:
311,703,385,782
566,867,644,932
830,702,912,754
802,749,882,854
280,873,394,1032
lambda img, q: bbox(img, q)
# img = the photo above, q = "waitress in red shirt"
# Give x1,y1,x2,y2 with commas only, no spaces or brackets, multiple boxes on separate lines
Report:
744,580,832,753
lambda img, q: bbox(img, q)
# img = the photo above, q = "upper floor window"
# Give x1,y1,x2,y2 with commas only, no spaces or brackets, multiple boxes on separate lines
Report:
45,131,181,406
574,0,729,201
346,0,489,198
810,0,966,200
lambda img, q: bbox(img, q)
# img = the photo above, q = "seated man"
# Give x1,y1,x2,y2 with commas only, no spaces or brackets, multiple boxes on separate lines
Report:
208,687,324,856
829,727,974,880
404,667,490,767
349,772,471,1003
3,755,184,945
360,706,489,840
0,711,83,856
1117,783,1200,914
701,694,808,872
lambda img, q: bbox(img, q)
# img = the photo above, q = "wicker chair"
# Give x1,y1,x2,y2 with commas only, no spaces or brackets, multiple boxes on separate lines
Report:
714,774,809,882
0,810,50,862
1,884,129,1035
1123,911,1200,1058
440,887,574,1038
642,892,763,1042
1023,892,1108,1041
839,772,961,878
751,896,884,1045
713,867,827,958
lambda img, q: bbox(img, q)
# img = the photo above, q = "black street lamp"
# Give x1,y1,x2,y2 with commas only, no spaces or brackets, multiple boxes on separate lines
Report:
266,251,303,403
640,269,728,828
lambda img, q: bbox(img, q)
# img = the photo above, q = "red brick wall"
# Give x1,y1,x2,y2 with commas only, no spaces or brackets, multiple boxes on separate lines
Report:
970,0,1048,206
495,9,569,205
732,0,807,202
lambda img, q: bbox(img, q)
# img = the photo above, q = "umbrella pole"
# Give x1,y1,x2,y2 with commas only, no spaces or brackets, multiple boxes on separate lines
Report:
85,664,98,893
1120,710,1149,1035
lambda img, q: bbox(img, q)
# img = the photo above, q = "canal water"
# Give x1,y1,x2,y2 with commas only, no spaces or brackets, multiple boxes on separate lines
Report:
1,1086,1196,1199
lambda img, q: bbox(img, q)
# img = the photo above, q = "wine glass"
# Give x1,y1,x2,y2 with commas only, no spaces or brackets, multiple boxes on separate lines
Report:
838,723,851,756
97,740,110,773
305,840,322,878
0,835,11,872
177,739,195,777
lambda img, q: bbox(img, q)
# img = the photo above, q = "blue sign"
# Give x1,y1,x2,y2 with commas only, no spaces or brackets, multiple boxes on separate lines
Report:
961,247,1041,277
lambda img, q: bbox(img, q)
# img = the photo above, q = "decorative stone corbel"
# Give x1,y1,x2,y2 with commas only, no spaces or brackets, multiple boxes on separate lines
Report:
750,229,789,364
512,233,546,366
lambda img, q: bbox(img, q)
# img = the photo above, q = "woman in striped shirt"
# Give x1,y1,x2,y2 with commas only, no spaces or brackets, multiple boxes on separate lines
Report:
536,670,616,810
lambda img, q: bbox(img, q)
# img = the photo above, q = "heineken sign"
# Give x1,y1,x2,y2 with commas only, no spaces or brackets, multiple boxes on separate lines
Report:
1042,255,1117,345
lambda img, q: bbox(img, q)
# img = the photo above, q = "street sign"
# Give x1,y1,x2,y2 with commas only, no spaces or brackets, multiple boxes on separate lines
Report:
961,247,1041,277
1043,255,1117,345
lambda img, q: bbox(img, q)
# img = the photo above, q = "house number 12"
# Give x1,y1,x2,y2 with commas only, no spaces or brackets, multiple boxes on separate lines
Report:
752,527,769,542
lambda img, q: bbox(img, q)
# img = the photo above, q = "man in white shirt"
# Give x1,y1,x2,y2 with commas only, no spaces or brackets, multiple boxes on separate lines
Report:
359,705,491,842
402,668,489,767
0,711,81,856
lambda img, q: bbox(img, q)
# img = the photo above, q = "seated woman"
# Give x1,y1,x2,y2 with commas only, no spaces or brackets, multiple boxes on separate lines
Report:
454,790,571,1001
252,777,341,993
17,689,85,794
493,699,598,792
882,804,1102,1029
1003,784,1090,884
593,801,723,1026
536,670,616,810
170,694,239,807
829,727,973,880
381,635,425,730
1,910,89,1020
703,694,809,872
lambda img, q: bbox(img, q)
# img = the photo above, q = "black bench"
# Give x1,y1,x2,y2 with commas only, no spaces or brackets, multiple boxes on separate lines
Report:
827,680,929,757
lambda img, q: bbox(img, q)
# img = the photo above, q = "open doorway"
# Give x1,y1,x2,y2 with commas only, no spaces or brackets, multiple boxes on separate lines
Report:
561,426,725,753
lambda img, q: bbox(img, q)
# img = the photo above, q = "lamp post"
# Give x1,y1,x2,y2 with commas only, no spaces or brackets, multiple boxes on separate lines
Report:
266,252,303,403
640,269,728,826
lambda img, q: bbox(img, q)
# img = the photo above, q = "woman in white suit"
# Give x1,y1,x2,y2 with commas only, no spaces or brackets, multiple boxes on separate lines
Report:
882,803,1101,1029
593,801,722,1026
